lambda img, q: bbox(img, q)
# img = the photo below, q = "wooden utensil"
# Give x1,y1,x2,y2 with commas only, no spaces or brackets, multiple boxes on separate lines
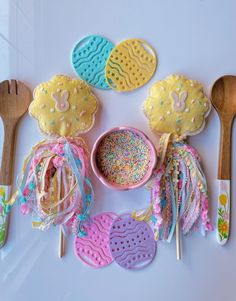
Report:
211,75,236,245
0,80,31,248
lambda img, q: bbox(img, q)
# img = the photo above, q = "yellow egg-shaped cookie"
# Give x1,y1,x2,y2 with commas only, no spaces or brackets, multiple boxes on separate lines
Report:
29,75,98,137
144,75,211,137
105,39,157,92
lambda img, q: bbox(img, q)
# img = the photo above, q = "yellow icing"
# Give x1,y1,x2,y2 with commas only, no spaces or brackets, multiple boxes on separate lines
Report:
29,75,98,137
105,39,157,92
144,74,211,137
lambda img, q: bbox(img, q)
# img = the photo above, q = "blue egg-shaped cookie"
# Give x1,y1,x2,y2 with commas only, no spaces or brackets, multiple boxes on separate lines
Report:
72,35,114,90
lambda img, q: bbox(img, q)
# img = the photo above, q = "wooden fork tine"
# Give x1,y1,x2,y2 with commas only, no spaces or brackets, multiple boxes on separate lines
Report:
10,80,17,94
17,81,27,95
0,80,10,94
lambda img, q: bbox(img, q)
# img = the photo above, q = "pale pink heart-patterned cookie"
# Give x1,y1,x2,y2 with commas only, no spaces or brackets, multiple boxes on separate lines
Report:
74,212,117,268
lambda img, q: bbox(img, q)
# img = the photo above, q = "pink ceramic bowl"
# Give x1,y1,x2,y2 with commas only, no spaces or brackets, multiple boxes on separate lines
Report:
91,126,157,190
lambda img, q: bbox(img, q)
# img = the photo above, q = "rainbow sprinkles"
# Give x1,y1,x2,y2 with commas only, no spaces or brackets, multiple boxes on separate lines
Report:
91,127,156,190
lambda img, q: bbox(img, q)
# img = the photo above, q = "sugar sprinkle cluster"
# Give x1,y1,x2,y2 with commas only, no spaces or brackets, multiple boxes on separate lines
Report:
96,130,151,186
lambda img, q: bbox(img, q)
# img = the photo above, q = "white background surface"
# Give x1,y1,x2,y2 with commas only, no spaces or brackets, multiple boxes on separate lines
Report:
0,0,236,300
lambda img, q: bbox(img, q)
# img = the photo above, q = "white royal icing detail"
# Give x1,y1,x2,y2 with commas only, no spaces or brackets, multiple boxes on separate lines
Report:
80,110,86,117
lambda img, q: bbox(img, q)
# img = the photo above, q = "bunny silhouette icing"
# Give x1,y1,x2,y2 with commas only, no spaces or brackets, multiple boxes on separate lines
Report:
30,75,98,136
51,90,70,112
144,74,211,137
170,90,187,112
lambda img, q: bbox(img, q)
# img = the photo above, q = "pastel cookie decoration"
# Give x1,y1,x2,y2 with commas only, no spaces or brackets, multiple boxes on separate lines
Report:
29,75,98,136
144,74,211,137
105,39,157,91
133,74,212,259
72,35,114,90
75,213,117,268
91,127,156,190
109,214,156,270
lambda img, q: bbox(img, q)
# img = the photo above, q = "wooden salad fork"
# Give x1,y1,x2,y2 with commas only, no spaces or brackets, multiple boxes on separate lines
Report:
0,80,31,247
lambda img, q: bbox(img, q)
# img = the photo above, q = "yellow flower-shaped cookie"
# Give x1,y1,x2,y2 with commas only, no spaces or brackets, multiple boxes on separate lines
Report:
144,75,211,137
30,75,98,137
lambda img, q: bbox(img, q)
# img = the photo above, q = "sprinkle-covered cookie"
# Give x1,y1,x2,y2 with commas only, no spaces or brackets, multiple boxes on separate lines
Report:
105,38,157,92
72,35,114,90
29,75,98,137
144,74,211,137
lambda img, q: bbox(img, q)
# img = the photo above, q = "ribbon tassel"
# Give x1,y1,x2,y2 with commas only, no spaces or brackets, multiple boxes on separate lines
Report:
8,137,94,236
133,134,213,242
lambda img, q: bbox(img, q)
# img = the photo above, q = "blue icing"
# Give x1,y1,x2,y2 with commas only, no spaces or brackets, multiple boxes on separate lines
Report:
72,35,114,90
151,215,157,224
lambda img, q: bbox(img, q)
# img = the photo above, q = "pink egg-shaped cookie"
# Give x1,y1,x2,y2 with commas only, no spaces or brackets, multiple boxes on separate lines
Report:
74,212,117,268
109,214,157,270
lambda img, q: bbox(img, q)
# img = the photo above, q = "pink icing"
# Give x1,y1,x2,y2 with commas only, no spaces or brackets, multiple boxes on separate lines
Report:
74,212,117,268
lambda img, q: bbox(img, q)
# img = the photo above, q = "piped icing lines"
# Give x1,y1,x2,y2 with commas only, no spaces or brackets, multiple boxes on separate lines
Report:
109,214,156,270
105,39,157,92
144,74,211,137
29,75,98,136
75,213,117,268
72,35,114,90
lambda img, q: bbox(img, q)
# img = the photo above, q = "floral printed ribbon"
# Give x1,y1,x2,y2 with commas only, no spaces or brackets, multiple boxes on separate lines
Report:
0,185,11,247
217,180,230,244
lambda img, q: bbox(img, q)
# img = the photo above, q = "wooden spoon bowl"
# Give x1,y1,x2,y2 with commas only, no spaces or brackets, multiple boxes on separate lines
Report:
211,76,236,115
211,75,236,179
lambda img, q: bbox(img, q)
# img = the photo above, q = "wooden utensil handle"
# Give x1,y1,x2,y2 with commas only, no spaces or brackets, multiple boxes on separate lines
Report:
0,119,17,185
218,116,233,180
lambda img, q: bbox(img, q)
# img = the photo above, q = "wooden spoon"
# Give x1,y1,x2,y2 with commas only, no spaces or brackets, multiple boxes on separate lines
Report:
0,80,31,248
211,75,236,245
